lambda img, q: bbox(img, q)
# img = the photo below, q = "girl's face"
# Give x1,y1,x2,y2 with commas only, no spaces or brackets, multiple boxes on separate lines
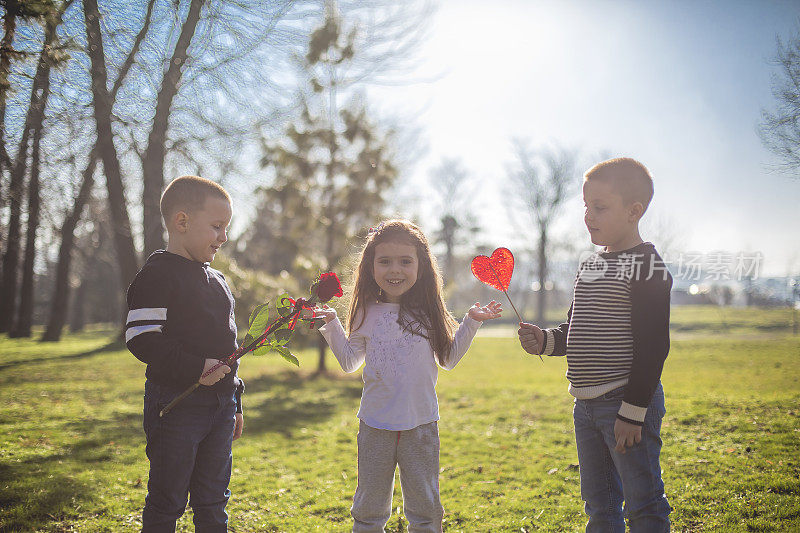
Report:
372,241,419,303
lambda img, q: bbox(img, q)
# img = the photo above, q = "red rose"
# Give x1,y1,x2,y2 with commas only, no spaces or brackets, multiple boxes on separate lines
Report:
313,272,343,303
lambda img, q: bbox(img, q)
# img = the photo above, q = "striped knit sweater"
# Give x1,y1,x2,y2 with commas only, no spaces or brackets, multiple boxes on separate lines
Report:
541,242,672,425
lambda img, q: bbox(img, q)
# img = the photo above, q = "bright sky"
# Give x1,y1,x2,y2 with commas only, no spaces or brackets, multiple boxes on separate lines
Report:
367,0,800,277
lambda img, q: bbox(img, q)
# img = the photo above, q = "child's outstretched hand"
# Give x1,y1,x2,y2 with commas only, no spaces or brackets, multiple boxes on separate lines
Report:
518,322,544,355
312,304,337,324
468,301,502,322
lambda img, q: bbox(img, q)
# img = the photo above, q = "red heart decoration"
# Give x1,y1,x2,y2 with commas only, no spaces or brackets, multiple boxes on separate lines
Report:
471,247,514,292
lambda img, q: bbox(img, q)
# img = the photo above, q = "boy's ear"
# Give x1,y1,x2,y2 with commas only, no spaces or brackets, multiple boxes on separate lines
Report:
628,202,644,222
173,210,189,233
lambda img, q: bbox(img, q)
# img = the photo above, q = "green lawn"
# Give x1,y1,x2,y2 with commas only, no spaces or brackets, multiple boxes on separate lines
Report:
1,307,798,532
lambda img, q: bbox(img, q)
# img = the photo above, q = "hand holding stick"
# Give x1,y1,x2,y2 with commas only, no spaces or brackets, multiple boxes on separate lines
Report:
159,303,303,417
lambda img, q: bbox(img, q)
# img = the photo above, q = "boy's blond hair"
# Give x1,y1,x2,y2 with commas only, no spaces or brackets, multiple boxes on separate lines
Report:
160,175,231,221
584,157,654,212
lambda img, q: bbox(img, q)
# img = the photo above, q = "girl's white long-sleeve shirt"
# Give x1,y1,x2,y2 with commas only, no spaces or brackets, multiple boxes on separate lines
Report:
318,302,482,431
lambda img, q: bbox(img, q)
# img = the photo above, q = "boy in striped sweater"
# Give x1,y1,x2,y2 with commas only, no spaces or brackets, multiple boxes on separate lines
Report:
519,157,673,532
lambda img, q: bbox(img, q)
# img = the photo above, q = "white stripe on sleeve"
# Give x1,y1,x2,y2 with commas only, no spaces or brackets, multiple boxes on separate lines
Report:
126,307,167,324
125,324,164,342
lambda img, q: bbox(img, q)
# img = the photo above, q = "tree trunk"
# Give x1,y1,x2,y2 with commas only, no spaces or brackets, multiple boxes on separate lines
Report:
69,277,87,333
536,226,547,325
11,154,40,338
10,14,59,338
0,99,10,210
11,118,42,338
42,0,154,341
316,336,327,373
0,16,54,332
442,215,456,286
318,126,339,373
42,156,97,342
0,10,17,210
42,0,154,342
0,135,25,332
0,8,17,98
83,0,140,297
141,0,206,256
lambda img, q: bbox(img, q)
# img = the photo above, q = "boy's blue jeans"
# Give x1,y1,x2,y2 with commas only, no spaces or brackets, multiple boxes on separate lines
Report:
573,382,671,533
142,380,236,533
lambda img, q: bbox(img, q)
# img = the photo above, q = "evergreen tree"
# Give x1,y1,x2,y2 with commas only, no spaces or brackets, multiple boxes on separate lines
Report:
242,9,398,371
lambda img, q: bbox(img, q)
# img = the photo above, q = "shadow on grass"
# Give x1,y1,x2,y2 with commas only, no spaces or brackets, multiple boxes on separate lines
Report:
0,367,362,530
241,369,362,437
0,410,143,532
0,466,95,532
0,338,125,371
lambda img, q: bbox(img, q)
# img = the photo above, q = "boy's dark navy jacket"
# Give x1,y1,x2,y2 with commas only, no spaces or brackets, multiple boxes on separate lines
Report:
126,250,243,410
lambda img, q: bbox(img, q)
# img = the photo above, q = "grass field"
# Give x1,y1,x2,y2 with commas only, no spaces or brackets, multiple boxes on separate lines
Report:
1,306,799,532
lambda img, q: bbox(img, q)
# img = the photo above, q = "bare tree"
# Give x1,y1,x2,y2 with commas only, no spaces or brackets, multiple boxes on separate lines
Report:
35,0,308,337
0,1,66,333
507,139,580,324
42,153,96,340
6,0,430,340
9,1,75,337
94,0,308,257
42,0,155,341
140,0,205,255
428,157,480,286
760,28,800,178
83,0,141,305
67,197,119,333
0,0,55,210
640,212,686,260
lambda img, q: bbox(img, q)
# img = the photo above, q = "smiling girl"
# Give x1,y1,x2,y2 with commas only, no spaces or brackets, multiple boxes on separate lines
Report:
314,219,501,533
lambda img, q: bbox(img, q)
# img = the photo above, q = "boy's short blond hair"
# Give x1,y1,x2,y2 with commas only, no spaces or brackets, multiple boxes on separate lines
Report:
584,157,654,212
160,175,231,221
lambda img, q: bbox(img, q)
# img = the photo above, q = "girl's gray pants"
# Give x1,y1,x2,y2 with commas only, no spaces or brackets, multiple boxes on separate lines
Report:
351,420,444,533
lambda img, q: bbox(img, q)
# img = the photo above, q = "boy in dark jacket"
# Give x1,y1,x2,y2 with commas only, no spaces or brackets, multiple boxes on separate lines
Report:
126,175,244,532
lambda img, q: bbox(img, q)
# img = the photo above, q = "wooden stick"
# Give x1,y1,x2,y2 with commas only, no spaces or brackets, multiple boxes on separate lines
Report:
486,262,522,322
486,262,542,362
158,384,199,417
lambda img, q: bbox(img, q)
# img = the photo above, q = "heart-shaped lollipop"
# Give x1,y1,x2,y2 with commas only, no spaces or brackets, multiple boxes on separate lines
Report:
471,247,523,322
471,247,514,292
471,247,542,361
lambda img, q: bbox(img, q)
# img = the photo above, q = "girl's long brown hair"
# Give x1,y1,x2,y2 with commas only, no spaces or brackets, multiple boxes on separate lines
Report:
347,219,458,366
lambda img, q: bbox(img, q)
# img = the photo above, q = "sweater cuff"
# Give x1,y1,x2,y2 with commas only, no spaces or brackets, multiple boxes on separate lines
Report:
617,401,646,426
462,314,482,331
317,315,343,340
235,378,245,414
541,329,555,356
